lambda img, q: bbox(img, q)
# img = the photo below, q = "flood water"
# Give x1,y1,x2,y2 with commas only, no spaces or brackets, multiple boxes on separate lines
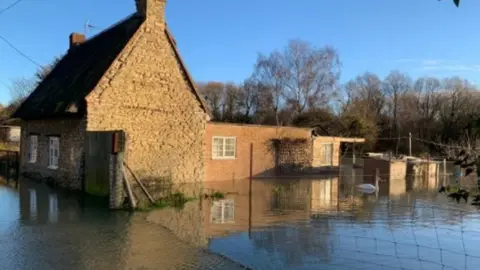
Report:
1,169,480,270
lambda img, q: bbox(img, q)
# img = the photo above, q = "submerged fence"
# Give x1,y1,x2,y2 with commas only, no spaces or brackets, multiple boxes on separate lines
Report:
0,150,19,187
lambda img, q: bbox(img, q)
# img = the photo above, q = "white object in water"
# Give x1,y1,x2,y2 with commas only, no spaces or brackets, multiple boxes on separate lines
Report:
356,176,381,193
356,184,377,192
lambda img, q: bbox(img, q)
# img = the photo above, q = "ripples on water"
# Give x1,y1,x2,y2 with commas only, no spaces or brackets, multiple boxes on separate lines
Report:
1,171,480,269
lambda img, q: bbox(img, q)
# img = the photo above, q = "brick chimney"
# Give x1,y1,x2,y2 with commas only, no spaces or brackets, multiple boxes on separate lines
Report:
135,0,166,27
69,33,85,48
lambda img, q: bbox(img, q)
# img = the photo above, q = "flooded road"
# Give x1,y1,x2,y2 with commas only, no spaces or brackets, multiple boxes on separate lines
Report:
1,171,480,269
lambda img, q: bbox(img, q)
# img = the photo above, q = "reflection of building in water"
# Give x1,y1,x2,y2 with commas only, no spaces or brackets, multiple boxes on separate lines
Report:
270,180,311,212
407,161,440,191
19,179,82,224
48,194,58,224
147,200,208,247
211,199,235,224
388,177,407,197
249,220,333,268
203,179,312,238
311,177,338,212
28,189,37,221
204,179,336,268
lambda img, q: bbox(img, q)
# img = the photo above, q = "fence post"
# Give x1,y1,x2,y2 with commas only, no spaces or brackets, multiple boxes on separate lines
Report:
409,132,412,156
427,154,430,181
6,151,10,185
248,143,253,239
352,143,356,166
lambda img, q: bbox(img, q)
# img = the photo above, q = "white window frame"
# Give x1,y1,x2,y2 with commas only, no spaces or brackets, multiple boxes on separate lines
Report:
28,135,38,163
211,199,235,224
48,136,60,170
320,143,333,166
212,136,236,160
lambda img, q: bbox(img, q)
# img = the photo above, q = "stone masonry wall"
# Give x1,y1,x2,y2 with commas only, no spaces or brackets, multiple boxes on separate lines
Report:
86,1,207,196
20,118,86,190
205,123,313,182
274,139,312,173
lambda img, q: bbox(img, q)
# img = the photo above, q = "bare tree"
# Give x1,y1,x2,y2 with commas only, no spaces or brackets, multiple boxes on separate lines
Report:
251,52,285,125
221,82,241,122
8,56,61,105
382,70,412,136
343,72,384,120
34,56,61,84
237,78,260,122
280,40,340,113
8,77,36,103
412,77,441,139
252,40,340,124
198,81,224,120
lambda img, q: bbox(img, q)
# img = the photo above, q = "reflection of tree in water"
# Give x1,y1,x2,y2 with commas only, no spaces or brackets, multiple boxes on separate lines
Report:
250,219,332,267
270,180,311,212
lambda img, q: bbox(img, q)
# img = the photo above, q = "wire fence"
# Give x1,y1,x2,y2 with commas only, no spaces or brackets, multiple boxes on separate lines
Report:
204,170,480,270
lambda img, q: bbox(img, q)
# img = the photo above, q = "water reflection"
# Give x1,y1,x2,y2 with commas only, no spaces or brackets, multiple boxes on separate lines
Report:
203,170,480,270
211,199,235,224
2,170,480,269
0,179,246,270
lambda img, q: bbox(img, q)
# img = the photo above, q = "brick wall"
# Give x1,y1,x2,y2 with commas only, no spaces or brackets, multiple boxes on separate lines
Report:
205,123,312,182
86,1,207,192
19,118,86,190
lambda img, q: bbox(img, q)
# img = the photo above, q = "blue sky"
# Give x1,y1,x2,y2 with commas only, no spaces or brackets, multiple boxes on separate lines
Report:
0,0,478,104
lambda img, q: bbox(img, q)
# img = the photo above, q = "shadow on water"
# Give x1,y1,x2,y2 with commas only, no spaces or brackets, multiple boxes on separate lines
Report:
2,168,480,269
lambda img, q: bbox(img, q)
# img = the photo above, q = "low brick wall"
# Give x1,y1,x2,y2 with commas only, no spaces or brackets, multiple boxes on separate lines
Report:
364,158,407,182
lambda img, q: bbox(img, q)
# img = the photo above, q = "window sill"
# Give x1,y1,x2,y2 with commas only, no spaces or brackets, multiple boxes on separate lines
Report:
48,165,58,170
28,160,36,164
212,157,236,160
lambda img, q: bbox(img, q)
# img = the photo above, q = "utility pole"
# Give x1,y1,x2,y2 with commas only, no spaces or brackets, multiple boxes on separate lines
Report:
409,132,412,156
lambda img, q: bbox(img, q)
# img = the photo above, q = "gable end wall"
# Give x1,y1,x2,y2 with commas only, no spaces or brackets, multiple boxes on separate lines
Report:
85,18,207,195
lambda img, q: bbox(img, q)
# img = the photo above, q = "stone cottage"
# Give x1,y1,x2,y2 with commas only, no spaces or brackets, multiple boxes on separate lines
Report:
12,0,209,194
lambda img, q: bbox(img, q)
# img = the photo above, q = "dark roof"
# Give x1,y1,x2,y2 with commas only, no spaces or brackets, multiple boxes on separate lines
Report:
12,14,145,120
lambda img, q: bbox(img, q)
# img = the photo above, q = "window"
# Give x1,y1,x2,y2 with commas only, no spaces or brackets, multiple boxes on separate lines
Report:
48,137,60,169
28,135,38,163
211,199,235,224
212,136,236,159
320,143,333,166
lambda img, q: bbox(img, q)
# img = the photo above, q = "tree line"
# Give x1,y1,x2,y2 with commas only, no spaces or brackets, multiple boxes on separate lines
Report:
198,40,480,157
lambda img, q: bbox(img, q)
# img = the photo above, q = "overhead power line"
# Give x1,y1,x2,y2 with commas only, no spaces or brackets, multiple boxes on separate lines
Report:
0,35,42,68
0,77,9,89
0,0,24,16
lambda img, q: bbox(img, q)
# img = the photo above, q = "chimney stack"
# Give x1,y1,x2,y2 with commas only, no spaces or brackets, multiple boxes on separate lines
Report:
69,33,85,48
135,0,166,27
